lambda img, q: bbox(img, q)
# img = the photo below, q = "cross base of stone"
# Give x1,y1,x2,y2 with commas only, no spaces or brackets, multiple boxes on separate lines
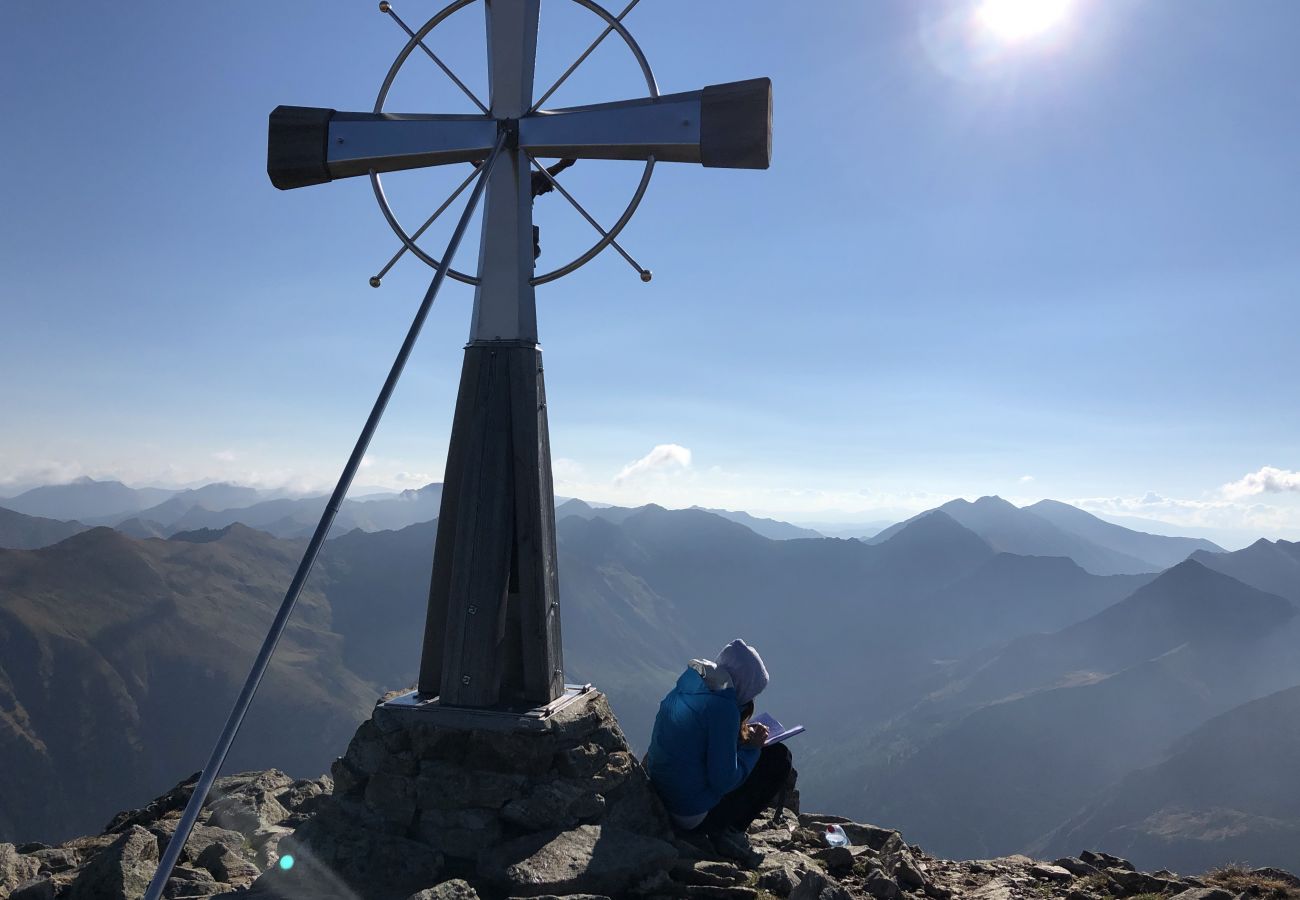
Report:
382,683,594,734
245,689,675,900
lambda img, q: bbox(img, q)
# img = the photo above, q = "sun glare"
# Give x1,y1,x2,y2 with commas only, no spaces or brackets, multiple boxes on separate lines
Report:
977,0,1073,42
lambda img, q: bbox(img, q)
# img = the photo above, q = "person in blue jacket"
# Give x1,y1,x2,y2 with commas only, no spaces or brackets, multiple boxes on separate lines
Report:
644,639,793,866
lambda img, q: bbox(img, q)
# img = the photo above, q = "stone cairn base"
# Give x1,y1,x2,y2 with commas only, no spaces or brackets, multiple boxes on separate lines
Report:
248,689,678,900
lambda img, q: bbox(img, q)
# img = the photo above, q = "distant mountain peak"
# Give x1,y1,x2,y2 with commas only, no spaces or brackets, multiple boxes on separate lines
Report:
886,509,983,544
1156,556,1211,579
169,524,237,543
169,522,273,544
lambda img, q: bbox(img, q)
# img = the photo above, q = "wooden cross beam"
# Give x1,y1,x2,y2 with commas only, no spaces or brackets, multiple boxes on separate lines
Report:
267,0,771,709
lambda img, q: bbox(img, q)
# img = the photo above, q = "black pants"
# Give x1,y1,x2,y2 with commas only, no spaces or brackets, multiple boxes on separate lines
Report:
698,743,793,834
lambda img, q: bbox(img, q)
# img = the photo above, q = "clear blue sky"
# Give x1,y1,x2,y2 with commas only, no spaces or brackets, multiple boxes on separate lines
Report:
2,1,1297,540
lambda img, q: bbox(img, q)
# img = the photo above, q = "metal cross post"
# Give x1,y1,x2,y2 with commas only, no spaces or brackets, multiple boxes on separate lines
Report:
268,0,771,710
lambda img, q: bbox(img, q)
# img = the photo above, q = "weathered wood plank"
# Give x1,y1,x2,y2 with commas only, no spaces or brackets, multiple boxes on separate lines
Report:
439,345,516,707
509,347,565,703
417,343,482,696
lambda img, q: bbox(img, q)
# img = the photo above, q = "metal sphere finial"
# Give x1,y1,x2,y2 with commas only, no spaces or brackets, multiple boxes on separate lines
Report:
369,276,382,288
640,270,653,283
379,1,391,12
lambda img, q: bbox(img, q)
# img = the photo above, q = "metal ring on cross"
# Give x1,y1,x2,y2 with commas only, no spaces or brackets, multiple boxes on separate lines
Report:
370,0,658,287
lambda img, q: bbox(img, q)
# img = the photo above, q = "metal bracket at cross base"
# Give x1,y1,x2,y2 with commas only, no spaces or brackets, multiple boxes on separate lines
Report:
266,0,772,711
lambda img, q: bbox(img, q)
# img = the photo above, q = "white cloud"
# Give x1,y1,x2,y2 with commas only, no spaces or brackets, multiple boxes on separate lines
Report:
213,450,237,463
0,460,90,490
394,471,435,486
614,444,692,484
1071,490,1300,540
552,457,585,484
1019,475,1035,483
1221,466,1300,501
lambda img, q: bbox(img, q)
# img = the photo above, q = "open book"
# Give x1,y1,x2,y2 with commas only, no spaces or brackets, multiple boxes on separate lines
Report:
751,711,805,746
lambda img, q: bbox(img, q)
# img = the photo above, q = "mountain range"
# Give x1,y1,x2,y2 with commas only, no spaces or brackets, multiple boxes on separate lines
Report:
2,483,1295,873
2,479,1225,567
870,496,1221,575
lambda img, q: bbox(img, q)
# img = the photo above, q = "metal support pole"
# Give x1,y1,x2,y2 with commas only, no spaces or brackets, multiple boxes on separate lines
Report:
141,132,508,900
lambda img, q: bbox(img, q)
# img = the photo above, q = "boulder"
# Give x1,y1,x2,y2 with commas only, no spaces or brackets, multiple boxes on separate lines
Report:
1031,864,1074,883
28,848,79,874
477,824,676,896
275,777,331,819
153,822,248,865
59,834,119,857
1080,851,1134,872
1,844,42,894
788,869,829,900
161,864,220,899
1170,889,1234,900
895,855,930,889
757,849,822,897
1107,868,1179,896
405,879,481,900
797,815,900,851
1054,858,1101,878
212,771,295,798
812,845,854,875
556,744,608,779
1251,868,1300,888
587,751,634,794
249,826,294,869
196,843,261,886
65,825,159,900
864,870,902,900
208,790,292,835
671,858,748,887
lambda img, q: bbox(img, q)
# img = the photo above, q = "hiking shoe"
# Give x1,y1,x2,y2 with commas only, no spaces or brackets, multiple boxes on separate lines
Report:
712,826,764,868
673,828,716,858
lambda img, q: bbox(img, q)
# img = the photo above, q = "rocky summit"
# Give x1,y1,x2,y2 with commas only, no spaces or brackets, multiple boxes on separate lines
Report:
2,693,1298,900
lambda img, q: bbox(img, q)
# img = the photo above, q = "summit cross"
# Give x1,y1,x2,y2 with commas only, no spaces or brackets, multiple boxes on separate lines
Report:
268,0,772,710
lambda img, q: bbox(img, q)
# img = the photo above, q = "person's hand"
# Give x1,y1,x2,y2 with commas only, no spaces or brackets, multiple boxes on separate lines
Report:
741,722,769,748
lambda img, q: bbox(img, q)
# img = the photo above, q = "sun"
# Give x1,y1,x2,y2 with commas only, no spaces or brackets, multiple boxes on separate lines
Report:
976,0,1074,43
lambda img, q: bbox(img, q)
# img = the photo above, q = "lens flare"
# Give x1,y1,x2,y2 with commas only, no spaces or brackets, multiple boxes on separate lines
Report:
278,854,296,871
977,0,1073,42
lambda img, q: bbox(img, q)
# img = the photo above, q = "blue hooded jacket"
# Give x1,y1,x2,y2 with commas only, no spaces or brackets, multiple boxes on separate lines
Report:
644,665,761,818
